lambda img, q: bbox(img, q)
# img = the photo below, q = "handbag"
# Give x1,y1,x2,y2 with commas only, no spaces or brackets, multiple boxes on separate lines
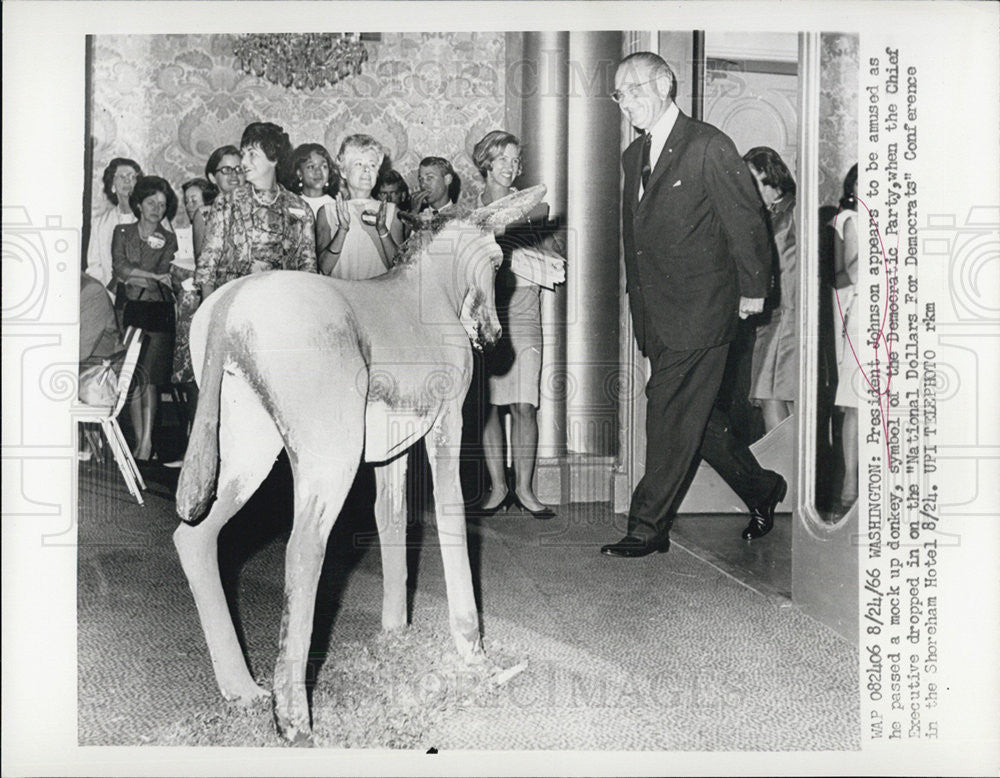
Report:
79,360,118,406
123,281,175,333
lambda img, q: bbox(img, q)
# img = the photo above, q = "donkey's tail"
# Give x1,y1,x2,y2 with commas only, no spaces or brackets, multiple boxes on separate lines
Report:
175,296,231,524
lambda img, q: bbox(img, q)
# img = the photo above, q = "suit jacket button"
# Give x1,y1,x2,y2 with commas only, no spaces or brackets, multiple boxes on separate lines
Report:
636,250,643,256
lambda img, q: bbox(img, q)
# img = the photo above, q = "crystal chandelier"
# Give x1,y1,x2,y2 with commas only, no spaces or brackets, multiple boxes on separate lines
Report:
233,33,369,91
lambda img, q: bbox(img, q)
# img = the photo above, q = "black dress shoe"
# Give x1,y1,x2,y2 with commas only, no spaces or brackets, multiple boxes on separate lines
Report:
600,534,670,558
742,475,788,540
469,491,513,518
511,493,556,520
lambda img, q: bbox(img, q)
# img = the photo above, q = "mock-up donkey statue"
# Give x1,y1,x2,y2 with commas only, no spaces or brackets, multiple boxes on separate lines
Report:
174,185,547,744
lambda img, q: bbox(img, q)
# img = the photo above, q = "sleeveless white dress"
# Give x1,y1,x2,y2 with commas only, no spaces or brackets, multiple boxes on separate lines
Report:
301,193,335,218
323,199,397,281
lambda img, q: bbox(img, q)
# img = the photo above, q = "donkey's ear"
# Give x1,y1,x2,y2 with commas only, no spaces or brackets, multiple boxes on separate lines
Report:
397,211,422,229
469,184,548,232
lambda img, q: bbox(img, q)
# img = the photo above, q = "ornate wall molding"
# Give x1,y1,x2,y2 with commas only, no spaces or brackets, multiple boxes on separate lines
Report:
819,33,859,206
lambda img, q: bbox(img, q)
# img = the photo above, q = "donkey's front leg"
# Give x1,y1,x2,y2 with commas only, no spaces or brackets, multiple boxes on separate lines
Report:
426,406,484,661
374,453,408,630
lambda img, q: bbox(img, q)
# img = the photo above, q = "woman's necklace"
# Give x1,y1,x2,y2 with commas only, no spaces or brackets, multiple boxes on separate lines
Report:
252,186,279,207
137,221,155,240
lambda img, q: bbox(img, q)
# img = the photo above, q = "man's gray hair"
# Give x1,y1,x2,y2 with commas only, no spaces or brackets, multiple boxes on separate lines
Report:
618,51,678,100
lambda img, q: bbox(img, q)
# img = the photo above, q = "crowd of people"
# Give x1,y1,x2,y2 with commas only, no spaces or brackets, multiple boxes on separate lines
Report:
80,52,859,541
81,121,566,514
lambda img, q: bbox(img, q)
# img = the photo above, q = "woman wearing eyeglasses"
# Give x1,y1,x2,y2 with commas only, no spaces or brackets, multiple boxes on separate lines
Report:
472,130,564,520
190,146,245,261
86,157,143,292
195,123,317,300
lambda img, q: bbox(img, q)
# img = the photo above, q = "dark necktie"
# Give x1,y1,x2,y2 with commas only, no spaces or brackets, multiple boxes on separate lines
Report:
640,132,652,190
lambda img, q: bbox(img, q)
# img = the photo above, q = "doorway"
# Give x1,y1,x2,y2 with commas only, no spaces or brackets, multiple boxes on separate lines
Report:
615,31,859,640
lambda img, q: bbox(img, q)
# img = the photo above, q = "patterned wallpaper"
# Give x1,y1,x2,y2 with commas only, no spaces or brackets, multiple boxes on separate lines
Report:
90,33,507,220
819,33,859,207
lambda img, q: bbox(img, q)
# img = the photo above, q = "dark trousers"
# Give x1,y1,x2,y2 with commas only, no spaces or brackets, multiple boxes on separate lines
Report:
628,337,779,541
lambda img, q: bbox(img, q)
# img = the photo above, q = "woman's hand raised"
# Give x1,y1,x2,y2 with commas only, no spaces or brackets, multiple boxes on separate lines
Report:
374,200,390,237
333,194,352,233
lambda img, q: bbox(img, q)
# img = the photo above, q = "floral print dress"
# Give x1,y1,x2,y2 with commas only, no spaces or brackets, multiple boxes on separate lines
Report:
170,205,210,384
194,182,317,291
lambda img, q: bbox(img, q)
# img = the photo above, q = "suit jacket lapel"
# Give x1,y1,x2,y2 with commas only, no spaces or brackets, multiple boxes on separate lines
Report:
638,111,690,212
623,136,642,215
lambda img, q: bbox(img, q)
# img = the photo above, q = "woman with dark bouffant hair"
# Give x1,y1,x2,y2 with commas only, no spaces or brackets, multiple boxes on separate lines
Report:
111,175,179,461
743,146,798,433
86,157,143,290
195,122,317,299
287,142,338,217
181,178,219,224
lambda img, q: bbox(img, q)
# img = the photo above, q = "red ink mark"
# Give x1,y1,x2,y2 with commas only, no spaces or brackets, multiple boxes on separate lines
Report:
833,196,899,469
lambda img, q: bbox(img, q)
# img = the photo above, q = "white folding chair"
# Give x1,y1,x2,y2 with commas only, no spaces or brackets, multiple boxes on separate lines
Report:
75,327,147,505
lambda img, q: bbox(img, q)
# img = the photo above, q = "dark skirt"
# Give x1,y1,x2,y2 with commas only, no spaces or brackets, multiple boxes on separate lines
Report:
137,330,174,388
118,281,176,388
488,284,542,407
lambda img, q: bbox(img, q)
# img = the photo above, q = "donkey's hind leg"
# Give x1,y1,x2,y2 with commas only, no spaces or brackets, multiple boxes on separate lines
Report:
426,405,484,661
268,365,365,743
374,453,409,630
173,375,281,702
270,454,361,744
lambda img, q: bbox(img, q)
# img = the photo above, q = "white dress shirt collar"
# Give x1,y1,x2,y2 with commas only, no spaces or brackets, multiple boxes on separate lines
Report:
646,100,680,173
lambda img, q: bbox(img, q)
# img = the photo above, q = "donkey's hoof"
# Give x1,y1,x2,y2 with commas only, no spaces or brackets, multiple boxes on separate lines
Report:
274,716,313,747
287,729,314,748
273,702,313,746
229,684,271,706
463,647,489,668
454,627,486,664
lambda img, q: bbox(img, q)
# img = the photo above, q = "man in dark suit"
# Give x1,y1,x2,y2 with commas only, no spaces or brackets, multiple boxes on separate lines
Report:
602,52,787,558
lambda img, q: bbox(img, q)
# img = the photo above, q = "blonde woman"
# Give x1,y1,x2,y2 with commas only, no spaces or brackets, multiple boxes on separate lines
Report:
473,130,564,519
316,134,403,280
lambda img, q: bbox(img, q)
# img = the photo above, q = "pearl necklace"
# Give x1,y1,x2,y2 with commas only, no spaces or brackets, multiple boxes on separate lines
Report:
252,186,280,207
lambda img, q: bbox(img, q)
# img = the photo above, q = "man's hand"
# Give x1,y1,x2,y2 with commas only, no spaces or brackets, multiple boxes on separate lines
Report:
410,190,428,213
738,297,764,319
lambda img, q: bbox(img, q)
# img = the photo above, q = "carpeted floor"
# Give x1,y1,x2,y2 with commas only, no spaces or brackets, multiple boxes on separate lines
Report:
77,450,858,751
